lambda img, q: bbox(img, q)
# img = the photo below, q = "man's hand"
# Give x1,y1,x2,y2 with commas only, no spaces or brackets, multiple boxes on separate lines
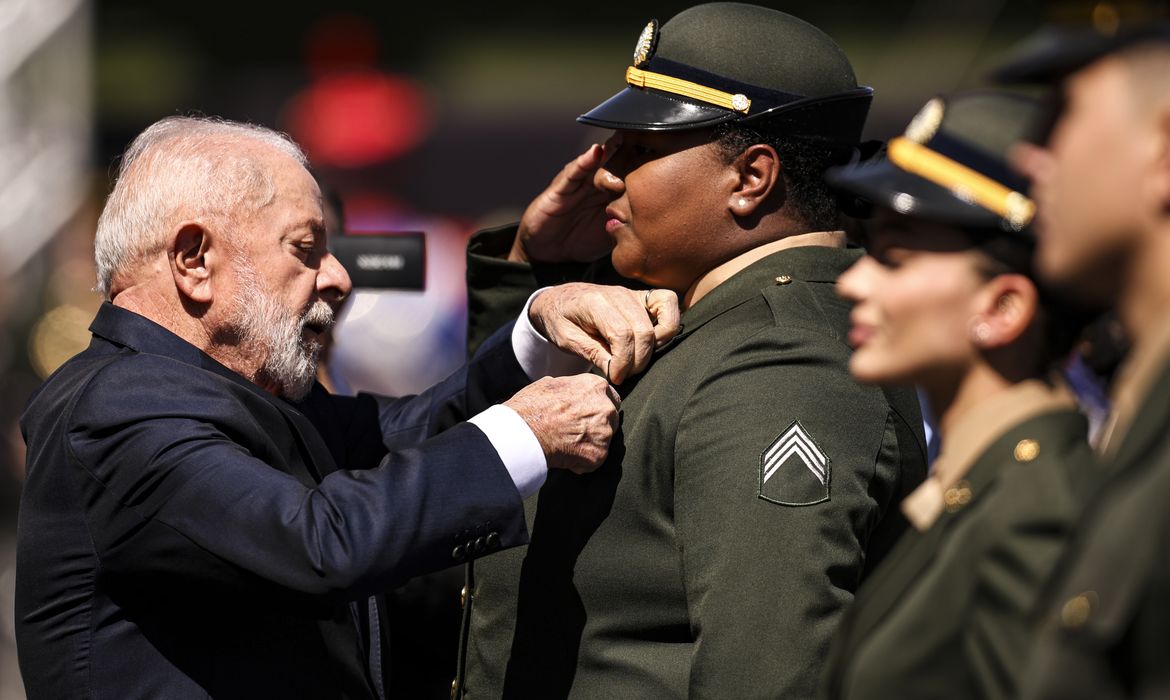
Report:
509,143,616,264
528,283,681,384
504,375,620,474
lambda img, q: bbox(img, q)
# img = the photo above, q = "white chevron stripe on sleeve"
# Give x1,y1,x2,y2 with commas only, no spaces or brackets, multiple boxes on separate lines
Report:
763,422,828,486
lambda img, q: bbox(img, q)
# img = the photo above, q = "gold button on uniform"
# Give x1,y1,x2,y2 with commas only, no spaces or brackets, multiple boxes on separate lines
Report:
1060,591,1097,629
461,585,469,609
1014,439,1040,462
943,480,972,512
775,275,792,285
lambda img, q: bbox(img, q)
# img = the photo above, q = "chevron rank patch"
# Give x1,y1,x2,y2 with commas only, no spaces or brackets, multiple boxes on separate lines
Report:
758,420,831,506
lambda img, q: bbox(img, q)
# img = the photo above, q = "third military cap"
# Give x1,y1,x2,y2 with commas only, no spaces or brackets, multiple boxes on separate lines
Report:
578,2,872,143
994,21,1170,84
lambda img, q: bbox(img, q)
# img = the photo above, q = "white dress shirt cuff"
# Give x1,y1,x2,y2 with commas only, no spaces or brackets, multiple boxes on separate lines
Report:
468,404,547,498
511,288,593,379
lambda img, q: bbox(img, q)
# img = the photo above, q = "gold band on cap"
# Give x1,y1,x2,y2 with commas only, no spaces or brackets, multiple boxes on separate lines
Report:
886,136,1036,229
625,66,751,114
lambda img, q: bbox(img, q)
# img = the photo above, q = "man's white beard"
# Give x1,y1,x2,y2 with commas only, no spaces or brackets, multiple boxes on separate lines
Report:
230,258,333,401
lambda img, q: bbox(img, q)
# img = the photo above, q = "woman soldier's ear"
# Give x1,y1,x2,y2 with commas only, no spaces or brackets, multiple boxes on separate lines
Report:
728,143,780,217
970,274,1038,349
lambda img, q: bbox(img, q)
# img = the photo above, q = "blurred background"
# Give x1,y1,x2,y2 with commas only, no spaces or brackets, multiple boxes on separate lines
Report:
0,0,1149,696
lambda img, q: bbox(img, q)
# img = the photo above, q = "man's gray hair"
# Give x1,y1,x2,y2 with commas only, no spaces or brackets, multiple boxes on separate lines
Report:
93,116,308,299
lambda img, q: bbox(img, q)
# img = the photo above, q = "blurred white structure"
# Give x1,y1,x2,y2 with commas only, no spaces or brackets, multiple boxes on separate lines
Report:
0,0,91,279
0,4,92,698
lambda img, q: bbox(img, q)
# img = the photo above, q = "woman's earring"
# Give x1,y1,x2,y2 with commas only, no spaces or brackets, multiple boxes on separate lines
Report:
971,322,992,344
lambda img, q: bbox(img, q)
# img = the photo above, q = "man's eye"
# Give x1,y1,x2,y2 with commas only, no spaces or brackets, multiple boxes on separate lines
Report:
294,243,318,260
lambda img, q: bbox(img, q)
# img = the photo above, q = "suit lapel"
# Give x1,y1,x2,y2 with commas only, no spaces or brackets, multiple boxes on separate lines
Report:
273,397,339,482
90,302,337,485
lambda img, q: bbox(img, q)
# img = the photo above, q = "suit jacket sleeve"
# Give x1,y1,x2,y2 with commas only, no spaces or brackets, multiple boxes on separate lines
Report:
66,357,528,600
672,324,917,699
305,319,532,467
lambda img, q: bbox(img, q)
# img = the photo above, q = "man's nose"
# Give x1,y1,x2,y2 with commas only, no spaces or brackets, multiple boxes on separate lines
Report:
318,251,352,304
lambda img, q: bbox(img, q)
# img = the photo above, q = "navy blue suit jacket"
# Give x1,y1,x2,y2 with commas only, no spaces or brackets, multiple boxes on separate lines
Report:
16,303,531,699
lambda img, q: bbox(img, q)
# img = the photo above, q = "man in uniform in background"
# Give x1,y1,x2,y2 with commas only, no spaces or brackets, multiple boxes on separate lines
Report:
458,4,928,697
999,20,1170,699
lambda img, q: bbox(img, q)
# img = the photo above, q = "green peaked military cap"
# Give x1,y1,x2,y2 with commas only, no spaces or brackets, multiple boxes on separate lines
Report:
578,2,872,143
993,0,1170,86
826,90,1049,235
994,22,1170,84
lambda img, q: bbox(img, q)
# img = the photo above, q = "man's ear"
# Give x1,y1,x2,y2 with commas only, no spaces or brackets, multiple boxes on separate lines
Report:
969,273,1038,349
728,143,781,217
170,223,216,304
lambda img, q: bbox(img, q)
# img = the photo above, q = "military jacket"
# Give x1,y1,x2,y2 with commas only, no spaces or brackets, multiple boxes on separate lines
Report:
1022,317,1170,699
822,381,1094,700
461,228,927,698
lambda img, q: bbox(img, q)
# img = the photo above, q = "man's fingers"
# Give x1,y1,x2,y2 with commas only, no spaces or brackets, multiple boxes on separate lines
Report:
626,312,658,380
556,323,614,377
505,374,617,475
601,296,659,385
533,283,679,384
644,289,681,346
604,314,639,385
605,384,622,411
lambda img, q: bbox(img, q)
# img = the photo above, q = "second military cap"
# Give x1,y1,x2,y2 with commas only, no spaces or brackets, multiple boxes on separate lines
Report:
826,91,1048,234
578,2,872,143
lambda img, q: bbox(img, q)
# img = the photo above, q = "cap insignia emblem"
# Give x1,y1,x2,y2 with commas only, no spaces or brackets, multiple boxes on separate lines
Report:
633,20,658,67
905,97,945,144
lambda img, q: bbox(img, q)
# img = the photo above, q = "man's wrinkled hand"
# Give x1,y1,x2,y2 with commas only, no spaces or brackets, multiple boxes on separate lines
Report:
528,283,681,384
504,375,620,474
509,143,615,264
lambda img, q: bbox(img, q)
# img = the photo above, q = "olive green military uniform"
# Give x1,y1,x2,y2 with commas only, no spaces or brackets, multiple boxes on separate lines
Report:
822,382,1095,700
459,228,927,698
1020,317,1170,699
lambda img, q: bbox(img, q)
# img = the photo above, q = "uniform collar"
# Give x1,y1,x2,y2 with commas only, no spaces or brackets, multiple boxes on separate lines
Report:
901,379,1075,531
670,243,862,346
1098,311,1170,458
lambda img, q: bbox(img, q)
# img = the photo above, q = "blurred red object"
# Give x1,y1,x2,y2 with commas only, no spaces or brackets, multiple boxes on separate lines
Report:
285,14,431,168
284,71,431,168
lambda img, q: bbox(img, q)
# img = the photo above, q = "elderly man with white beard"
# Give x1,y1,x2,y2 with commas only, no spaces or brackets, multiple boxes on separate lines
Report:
14,116,680,700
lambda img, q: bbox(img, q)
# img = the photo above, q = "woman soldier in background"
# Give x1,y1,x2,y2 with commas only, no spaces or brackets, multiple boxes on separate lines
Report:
821,90,1096,700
